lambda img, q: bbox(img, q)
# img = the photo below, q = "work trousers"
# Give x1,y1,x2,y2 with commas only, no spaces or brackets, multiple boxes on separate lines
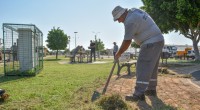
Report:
113,52,117,59
90,50,96,62
134,41,164,96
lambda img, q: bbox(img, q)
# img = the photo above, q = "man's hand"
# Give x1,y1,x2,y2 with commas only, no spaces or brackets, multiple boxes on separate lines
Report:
114,40,132,61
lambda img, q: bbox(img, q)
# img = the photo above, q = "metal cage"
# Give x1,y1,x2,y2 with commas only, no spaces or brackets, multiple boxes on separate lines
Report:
2,23,43,76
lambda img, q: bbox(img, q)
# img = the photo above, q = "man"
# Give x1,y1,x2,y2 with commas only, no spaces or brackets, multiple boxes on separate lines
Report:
113,42,118,59
112,6,164,101
70,45,82,63
89,40,96,62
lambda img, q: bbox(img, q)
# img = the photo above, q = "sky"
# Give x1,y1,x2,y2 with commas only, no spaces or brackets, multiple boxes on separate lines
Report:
0,0,196,50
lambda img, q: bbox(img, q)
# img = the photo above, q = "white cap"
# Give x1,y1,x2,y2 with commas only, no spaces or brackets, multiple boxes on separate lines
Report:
112,6,127,21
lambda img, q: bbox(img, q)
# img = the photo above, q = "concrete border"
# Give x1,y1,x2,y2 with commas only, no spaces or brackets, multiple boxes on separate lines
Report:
187,79,200,89
189,69,200,89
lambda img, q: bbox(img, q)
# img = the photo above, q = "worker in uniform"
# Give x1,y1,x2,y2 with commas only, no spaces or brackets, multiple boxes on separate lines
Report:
113,42,118,60
112,6,164,101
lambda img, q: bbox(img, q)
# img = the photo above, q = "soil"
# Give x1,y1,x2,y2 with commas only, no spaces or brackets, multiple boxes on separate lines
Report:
97,63,200,110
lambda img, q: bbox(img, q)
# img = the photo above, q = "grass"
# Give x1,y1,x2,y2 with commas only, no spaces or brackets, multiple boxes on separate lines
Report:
0,55,120,109
0,56,198,109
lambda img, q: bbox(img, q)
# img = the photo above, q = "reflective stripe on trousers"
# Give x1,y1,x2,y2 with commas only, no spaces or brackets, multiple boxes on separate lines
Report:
150,79,157,81
136,81,149,85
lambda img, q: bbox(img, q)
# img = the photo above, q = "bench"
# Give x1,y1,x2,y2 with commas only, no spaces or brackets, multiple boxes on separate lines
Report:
117,53,137,75
76,53,89,63
66,52,89,63
117,60,137,75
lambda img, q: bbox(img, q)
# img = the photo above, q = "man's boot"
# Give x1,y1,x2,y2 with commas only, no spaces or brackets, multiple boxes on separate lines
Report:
125,94,145,101
145,90,157,96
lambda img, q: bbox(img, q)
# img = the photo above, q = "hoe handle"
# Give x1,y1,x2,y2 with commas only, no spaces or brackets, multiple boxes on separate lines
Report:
102,61,117,95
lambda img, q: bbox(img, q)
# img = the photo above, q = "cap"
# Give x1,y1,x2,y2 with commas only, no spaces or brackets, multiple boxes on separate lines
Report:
112,6,127,21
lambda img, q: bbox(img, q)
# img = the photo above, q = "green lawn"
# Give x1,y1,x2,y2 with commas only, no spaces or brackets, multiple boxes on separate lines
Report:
0,56,120,110
0,56,197,109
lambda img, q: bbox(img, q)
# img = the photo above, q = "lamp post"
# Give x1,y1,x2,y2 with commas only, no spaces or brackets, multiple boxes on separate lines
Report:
92,32,100,41
74,32,78,48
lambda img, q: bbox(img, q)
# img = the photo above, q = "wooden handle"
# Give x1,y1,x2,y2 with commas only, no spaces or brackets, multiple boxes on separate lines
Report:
102,62,117,95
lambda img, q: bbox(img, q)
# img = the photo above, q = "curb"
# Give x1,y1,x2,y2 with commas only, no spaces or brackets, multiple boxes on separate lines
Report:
189,69,200,89
187,79,200,89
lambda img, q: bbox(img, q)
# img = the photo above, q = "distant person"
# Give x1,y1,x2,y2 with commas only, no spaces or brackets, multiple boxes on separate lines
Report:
11,42,18,61
112,6,164,101
79,46,86,62
113,42,118,59
70,45,82,63
88,40,96,62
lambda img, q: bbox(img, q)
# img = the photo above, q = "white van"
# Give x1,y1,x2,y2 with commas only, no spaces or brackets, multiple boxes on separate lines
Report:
187,50,195,59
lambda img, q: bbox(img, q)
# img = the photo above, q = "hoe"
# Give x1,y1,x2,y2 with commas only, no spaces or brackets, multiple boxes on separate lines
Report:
91,61,117,102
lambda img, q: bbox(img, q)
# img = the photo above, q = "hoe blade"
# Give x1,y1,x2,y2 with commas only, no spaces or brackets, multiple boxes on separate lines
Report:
91,91,101,102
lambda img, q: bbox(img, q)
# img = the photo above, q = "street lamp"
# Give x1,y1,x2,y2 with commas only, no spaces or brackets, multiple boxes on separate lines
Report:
92,32,100,40
74,32,78,48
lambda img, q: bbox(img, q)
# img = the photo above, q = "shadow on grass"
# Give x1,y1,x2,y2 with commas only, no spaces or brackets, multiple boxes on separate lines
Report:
43,59,62,61
137,96,177,110
0,74,33,84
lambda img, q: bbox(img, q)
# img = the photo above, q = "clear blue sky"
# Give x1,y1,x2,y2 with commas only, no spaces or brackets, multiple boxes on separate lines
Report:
0,0,194,50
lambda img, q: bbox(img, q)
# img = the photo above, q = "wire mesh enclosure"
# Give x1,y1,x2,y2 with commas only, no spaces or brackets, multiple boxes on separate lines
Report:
2,23,43,76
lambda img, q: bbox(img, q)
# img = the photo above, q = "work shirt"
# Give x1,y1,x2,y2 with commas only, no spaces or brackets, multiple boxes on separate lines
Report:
123,8,164,46
113,45,118,52
90,42,95,52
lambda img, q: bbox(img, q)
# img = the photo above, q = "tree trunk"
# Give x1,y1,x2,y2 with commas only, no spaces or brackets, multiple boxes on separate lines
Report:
56,50,58,59
192,40,200,61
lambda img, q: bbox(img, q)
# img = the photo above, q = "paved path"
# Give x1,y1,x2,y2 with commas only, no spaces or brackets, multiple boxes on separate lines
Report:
166,63,200,88
191,70,200,87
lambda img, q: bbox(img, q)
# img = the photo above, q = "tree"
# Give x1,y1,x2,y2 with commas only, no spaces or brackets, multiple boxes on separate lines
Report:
131,42,140,49
95,39,105,51
46,27,68,59
141,0,200,60
95,38,105,58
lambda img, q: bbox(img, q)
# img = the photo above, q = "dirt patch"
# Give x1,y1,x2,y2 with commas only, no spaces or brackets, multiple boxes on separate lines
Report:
97,62,200,110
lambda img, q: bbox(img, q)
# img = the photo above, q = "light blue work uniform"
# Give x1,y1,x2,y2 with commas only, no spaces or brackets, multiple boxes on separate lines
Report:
123,8,164,95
